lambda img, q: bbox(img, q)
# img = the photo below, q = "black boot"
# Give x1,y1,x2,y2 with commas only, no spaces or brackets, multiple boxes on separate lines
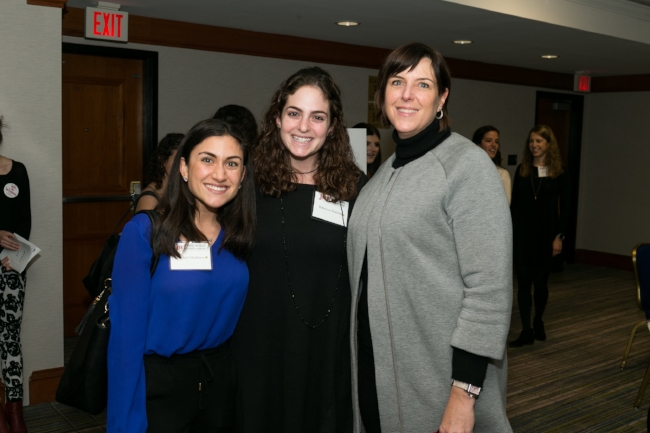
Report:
509,329,535,348
533,319,546,341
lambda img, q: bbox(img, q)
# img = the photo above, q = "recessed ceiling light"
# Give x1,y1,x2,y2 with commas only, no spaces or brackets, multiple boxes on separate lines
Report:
453,40,472,45
337,21,360,27
541,54,559,59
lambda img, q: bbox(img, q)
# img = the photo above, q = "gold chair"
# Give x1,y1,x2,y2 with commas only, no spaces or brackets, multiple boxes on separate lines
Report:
620,243,650,408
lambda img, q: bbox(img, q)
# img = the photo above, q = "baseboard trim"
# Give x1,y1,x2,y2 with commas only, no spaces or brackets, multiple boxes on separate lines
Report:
29,367,65,405
575,249,633,271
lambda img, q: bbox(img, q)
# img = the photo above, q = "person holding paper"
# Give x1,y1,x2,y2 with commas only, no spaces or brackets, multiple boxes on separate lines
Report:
509,125,570,347
107,118,255,433
0,115,31,433
231,67,366,433
352,123,382,178
347,43,513,433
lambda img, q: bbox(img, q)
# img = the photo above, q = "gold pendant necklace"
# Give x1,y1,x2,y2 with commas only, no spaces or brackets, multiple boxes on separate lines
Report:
531,173,543,200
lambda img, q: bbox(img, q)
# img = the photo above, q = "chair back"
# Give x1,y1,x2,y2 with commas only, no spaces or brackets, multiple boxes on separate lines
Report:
633,243,650,319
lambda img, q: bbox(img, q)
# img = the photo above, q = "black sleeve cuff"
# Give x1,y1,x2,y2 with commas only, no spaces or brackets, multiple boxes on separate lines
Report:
451,347,489,387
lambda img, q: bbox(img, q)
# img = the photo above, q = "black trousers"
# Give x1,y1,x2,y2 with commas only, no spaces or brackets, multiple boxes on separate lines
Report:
144,340,235,433
515,265,550,330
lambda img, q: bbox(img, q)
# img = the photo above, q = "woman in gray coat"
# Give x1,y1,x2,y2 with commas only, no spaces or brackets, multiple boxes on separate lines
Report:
347,43,513,433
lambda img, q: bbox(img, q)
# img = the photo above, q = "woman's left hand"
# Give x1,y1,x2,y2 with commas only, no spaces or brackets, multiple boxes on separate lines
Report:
1,257,11,272
438,386,475,433
552,237,563,256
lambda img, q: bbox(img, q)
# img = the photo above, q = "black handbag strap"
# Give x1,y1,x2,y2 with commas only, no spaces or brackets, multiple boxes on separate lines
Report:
135,209,161,275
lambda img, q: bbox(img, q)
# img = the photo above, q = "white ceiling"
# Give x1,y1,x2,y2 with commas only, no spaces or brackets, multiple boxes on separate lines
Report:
66,0,650,76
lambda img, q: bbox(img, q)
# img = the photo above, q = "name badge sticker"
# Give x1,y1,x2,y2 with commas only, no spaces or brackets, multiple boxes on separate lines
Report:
170,242,212,270
538,166,548,178
312,191,349,227
3,183,18,198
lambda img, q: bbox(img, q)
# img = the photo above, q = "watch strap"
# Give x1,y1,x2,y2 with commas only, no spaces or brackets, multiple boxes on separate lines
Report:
451,379,481,398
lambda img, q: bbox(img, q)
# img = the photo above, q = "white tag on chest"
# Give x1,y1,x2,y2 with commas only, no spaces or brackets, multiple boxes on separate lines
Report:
538,166,548,178
311,191,349,227
169,242,212,270
3,183,18,198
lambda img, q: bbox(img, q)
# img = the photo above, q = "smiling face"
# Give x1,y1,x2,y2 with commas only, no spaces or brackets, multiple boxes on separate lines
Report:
384,58,449,139
528,132,549,163
179,135,245,214
366,134,380,165
479,131,500,160
276,85,331,169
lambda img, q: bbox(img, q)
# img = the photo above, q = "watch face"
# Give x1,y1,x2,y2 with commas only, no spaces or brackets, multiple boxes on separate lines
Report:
468,384,481,395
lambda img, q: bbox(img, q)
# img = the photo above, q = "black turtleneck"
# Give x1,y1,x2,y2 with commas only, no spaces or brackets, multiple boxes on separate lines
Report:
392,118,451,169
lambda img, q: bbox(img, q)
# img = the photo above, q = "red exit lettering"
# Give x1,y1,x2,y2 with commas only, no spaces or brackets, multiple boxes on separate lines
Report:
92,11,124,39
578,76,590,92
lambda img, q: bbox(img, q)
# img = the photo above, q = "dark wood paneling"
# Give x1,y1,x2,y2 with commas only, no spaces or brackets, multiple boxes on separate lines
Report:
29,367,65,405
27,0,66,8
591,74,650,92
575,248,633,271
62,7,577,91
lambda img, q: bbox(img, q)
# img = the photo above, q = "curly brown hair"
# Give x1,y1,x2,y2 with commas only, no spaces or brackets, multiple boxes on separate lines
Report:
145,133,184,189
254,66,361,202
519,124,564,178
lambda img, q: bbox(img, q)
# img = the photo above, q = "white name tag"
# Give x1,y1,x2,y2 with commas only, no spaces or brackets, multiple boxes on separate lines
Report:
312,191,349,227
538,166,548,178
170,242,212,270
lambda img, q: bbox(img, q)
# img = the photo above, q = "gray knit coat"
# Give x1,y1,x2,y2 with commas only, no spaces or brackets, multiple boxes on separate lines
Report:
347,133,513,432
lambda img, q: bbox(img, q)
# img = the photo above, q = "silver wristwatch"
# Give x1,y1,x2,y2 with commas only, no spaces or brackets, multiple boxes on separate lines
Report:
451,379,481,399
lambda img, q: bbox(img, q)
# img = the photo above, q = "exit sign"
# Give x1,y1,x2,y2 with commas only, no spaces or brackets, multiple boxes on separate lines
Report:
574,74,591,93
85,6,129,43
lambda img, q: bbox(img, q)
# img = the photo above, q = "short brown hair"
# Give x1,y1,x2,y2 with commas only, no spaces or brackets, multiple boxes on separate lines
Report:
375,43,452,130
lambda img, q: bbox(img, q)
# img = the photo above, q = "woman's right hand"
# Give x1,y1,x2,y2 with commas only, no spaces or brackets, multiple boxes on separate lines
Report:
0,231,20,251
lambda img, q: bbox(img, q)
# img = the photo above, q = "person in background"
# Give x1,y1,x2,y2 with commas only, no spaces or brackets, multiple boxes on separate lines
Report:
136,133,184,212
232,66,365,433
214,104,258,152
509,124,569,347
0,115,31,433
347,43,512,433
353,123,382,178
472,125,512,204
107,118,255,433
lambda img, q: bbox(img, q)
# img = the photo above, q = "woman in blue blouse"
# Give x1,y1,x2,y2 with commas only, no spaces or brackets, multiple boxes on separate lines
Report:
107,118,256,433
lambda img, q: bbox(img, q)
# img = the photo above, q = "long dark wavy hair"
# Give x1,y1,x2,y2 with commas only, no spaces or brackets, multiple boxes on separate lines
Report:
145,133,184,189
152,119,256,260
375,42,452,131
353,122,382,178
472,125,502,167
0,116,5,145
254,66,361,202
519,124,564,179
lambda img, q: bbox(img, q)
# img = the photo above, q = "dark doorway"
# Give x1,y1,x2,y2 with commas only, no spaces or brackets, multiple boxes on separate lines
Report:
61,43,157,336
535,91,583,264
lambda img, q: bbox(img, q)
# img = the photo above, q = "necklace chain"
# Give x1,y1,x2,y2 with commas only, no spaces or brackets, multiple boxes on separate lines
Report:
280,196,346,329
531,171,543,200
291,167,318,175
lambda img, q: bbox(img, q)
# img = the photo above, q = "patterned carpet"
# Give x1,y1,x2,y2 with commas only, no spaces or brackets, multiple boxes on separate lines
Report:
23,263,649,432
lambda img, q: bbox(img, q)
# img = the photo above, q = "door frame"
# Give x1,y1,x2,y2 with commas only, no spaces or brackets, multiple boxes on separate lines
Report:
62,42,159,172
534,91,584,264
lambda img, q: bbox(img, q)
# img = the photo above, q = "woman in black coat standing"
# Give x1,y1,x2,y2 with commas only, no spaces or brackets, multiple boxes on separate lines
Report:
510,124,570,347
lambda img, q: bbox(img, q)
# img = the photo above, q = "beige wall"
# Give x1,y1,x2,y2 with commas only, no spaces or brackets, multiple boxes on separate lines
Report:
1,0,63,404
578,91,650,255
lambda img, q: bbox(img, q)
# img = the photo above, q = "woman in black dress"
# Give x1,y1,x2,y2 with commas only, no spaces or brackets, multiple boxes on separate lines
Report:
231,67,365,432
510,124,570,347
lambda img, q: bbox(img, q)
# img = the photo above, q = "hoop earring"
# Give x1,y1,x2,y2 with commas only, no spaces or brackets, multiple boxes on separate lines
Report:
436,110,444,120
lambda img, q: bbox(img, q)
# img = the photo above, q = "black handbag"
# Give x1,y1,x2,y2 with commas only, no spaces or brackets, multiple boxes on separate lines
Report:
56,210,159,414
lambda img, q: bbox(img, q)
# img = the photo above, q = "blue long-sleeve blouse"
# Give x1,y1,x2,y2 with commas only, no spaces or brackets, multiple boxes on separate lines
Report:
106,213,248,433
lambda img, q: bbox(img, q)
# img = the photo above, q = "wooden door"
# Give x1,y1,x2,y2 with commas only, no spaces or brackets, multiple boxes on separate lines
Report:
62,53,143,337
535,92,584,264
